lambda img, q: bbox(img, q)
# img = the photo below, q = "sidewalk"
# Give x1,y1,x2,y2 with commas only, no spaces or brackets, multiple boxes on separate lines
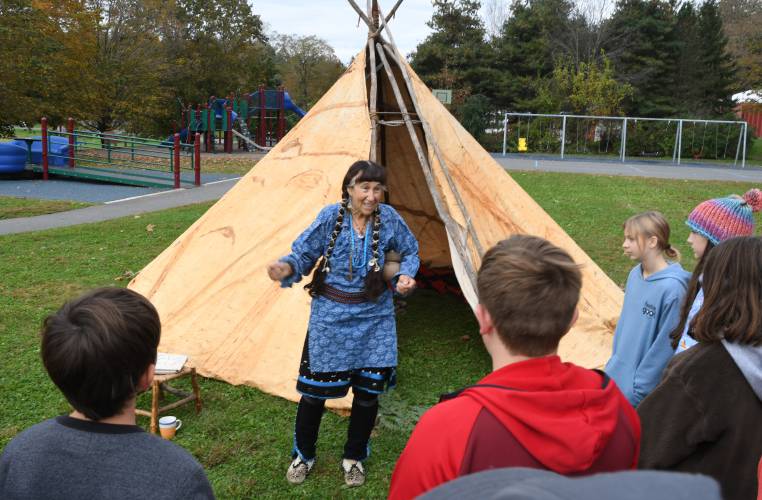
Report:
493,154,762,182
4,155,762,237
0,178,239,236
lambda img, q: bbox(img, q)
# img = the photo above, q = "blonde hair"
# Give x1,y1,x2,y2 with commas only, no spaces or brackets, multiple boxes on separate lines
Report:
623,211,681,261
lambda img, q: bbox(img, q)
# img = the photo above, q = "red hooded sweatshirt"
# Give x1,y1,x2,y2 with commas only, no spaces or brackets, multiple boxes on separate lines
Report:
388,356,641,500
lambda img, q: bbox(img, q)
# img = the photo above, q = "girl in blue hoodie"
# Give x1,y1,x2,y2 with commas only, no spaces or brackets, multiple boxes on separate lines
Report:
605,211,690,406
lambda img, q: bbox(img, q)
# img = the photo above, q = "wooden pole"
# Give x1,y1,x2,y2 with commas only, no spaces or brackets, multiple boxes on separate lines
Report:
367,2,379,162
258,85,266,146
374,43,478,289
173,133,181,189
194,132,201,186
378,32,485,257
370,0,403,38
277,87,285,141
41,117,48,181
225,106,233,153
347,0,372,28
67,117,75,168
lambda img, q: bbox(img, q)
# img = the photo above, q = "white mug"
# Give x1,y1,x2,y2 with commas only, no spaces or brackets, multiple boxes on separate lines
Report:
158,416,182,439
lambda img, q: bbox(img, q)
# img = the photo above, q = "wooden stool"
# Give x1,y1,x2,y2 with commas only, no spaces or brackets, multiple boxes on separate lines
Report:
136,367,202,434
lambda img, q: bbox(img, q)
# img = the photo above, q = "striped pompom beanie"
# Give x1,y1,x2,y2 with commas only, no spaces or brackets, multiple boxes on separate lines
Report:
686,189,762,245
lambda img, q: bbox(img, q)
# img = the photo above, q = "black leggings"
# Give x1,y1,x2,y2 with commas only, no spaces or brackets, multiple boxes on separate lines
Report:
293,389,379,462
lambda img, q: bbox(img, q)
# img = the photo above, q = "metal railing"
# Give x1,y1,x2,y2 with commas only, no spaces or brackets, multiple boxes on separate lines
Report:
502,112,750,168
33,117,202,188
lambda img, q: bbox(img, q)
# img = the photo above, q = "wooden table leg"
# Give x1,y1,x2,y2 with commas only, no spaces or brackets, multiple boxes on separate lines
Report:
190,368,202,414
150,380,160,434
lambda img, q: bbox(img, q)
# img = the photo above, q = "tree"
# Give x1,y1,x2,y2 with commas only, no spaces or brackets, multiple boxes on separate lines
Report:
272,34,345,109
719,0,762,91
83,0,172,134
410,0,496,102
672,3,703,114
483,0,510,39
603,0,680,117
696,0,736,115
0,0,99,131
492,0,576,110
532,55,633,115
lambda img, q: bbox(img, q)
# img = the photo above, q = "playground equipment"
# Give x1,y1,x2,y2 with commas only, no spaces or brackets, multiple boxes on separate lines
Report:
180,87,306,153
503,112,750,167
27,117,202,188
0,143,27,174
12,136,70,165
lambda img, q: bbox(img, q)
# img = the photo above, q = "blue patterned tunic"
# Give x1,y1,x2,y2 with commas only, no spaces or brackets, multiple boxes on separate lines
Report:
279,203,420,373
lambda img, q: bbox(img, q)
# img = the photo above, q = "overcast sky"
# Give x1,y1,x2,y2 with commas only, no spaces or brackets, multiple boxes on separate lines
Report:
252,1,438,63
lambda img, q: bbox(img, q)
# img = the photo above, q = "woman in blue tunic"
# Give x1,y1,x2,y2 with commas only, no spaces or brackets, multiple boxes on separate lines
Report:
266,160,420,487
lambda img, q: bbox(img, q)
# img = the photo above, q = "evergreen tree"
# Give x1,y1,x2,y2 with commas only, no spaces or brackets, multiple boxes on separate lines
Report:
673,3,703,114
410,0,497,104
604,0,680,117
696,0,736,115
492,0,576,110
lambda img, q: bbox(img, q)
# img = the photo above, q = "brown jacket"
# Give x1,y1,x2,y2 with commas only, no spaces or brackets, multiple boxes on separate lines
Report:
638,342,762,500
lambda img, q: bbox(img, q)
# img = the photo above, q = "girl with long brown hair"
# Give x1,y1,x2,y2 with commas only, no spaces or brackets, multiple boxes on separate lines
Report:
639,236,762,500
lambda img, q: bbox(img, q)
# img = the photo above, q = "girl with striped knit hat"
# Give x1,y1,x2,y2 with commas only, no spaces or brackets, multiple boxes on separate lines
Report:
671,188,762,354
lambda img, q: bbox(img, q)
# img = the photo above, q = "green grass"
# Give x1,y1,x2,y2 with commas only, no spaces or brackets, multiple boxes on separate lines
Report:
0,196,91,219
0,171,759,498
750,137,762,162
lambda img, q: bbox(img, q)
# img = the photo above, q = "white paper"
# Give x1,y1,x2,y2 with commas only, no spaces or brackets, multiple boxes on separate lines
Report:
155,353,188,374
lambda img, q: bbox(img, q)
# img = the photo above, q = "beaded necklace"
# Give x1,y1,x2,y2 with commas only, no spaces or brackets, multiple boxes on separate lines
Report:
348,213,370,280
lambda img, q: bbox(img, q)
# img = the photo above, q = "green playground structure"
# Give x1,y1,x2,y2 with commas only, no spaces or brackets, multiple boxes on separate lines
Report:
178,86,307,153
26,117,202,189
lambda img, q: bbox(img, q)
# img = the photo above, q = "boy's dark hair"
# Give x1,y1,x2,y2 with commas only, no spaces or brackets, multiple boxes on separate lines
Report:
41,287,161,420
477,235,582,357
693,236,762,346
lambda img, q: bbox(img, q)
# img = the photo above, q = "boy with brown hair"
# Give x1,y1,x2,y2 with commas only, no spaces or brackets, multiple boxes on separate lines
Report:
0,287,214,500
389,235,640,500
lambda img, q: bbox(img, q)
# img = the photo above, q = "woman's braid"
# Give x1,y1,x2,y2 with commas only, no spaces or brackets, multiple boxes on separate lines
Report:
321,197,348,272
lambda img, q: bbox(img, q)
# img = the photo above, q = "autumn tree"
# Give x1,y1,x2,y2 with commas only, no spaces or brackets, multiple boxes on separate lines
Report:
271,34,345,109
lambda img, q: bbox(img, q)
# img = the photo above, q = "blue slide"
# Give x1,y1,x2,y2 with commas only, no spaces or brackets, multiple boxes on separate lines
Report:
283,91,306,117
0,142,27,174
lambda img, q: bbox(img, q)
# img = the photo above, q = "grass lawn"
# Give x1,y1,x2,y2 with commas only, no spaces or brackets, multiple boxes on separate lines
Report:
200,154,260,175
750,137,762,162
0,196,91,219
0,171,759,498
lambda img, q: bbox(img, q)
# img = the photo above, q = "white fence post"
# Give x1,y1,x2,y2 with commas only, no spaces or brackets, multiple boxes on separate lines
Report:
502,113,508,156
621,117,627,162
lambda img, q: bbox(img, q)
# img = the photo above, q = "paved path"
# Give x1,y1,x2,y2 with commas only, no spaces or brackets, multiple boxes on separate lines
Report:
3,154,762,237
0,172,237,203
493,154,762,182
0,178,239,236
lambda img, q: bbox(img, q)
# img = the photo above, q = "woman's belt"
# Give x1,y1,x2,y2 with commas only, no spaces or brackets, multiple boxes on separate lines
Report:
320,284,368,304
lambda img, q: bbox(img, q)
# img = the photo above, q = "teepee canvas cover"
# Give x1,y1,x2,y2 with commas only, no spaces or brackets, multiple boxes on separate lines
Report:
129,3,623,410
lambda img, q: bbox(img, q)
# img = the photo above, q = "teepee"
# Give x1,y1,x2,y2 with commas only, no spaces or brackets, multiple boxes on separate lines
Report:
129,1,623,410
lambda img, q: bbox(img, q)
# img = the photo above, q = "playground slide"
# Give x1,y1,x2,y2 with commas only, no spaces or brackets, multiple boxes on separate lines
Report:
232,128,271,152
10,137,70,166
0,142,27,174
283,92,306,117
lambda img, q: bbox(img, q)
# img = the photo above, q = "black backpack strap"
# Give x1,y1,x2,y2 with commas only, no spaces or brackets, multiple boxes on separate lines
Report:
593,369,611,388
441,371,611,403
439,383,525,403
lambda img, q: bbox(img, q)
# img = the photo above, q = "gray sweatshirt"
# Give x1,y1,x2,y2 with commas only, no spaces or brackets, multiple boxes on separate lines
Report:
0,416,214,500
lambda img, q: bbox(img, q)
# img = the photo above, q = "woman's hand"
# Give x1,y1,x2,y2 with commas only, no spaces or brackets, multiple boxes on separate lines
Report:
267,261,293,281
396,275,416,295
